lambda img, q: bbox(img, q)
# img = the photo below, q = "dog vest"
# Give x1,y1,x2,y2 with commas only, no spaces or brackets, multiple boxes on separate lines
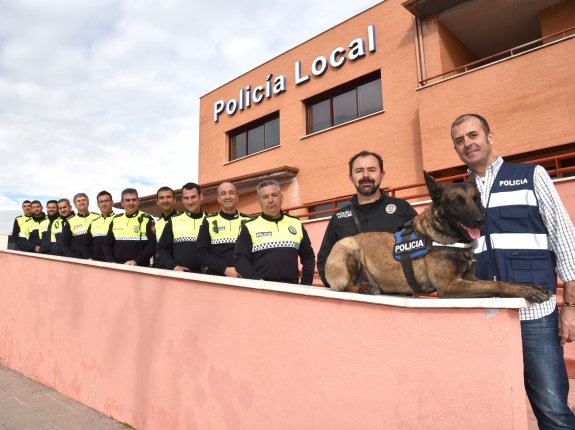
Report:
394,222,472,294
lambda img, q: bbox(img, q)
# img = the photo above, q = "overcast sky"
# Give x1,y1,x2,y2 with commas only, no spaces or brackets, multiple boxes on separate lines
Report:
0,0,381,234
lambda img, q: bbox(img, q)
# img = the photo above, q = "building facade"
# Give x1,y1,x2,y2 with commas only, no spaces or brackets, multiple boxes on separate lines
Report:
196,0,574,216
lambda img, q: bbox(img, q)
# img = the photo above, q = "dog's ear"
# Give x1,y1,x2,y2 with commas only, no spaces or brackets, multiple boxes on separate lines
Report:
424,170,443,202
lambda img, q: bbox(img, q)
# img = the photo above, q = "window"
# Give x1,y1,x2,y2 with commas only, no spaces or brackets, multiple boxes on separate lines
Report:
229,113,280,161
308,199,351,220
306,72,383,134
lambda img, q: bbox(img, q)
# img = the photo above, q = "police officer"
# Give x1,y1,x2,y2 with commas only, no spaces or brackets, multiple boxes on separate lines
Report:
39,200,59,254
317,150,418,287
50,198,75,256
155,186,178,241
19,200,47,253
11,200,32,250
103,188,156,266
61,193,99,258
157,182,206,272
84,191,116,261
197,182,252,277
235,180,315,284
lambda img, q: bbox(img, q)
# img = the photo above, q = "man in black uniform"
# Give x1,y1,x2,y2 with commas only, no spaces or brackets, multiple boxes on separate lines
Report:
39,200,59,254
235,180,315,284
157,182,206,272
50,198,75,257
197,182,252,277
104,188,156,266
317,150,418,287
11,200,32,250
84,191,116,261
19,200,46,253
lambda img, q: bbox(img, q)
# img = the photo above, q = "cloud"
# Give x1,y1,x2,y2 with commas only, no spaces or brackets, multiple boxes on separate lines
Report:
0,0,380,233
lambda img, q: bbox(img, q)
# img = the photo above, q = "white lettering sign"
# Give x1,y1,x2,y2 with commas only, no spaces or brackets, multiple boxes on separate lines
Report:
213,25,377,123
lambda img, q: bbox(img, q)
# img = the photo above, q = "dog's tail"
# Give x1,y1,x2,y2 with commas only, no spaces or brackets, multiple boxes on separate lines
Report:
325,237,363,292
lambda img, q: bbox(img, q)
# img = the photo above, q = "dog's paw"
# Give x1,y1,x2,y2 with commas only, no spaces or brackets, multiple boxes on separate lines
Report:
522,284,552,304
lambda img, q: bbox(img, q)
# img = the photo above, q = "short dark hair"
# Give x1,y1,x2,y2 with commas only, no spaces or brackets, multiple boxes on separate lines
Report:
22,200,31,205
121,188,138,201
256,180,281,198
156,186,174,199
57,198,71,206
46,199,58,206
451,114,491,136
31,200,42,206
348,150,384,175
182,182,202,194
96,190,112,201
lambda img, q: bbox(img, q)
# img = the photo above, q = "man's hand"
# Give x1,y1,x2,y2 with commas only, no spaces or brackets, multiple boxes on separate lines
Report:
124,260,137,266
559,281,575,345
34,245,41,253
174,266,190,272
224,267,242,278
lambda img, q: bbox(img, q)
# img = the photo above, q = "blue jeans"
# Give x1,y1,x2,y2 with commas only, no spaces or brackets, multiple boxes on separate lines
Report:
522,309,575,429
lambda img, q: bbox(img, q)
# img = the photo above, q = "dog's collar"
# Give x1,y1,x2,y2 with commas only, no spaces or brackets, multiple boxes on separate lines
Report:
431,241,472,249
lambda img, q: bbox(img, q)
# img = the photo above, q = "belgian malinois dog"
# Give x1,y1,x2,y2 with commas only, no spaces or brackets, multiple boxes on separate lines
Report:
325,172,551,303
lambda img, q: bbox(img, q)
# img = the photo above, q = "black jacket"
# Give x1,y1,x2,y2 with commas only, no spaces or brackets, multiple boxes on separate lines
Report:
317,191,417,287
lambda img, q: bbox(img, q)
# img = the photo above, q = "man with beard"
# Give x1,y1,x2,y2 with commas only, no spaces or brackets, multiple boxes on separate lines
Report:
39,200,59,254
317,150,417,288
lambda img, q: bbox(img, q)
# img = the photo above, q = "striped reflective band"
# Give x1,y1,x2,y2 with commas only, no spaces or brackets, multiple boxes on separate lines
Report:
211,237,237,245
253,240,300,252
488,189,537,208
473,233,549,254
174,237,198,243
92,232,107,237
72,229,89,236
114,236,149,241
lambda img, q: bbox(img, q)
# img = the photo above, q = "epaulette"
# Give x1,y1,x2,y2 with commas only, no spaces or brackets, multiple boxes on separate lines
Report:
239,212,254,219
114,213,125,219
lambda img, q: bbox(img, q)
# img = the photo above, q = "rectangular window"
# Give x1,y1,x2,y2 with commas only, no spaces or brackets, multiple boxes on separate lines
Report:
306,71,383,134
228,113,280,161
308,199,351,220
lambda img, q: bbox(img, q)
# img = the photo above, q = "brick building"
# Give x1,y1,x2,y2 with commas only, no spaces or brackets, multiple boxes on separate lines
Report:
142,0,575,216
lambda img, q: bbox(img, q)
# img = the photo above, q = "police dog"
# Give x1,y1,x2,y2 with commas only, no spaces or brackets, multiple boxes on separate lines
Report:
325,172,551,303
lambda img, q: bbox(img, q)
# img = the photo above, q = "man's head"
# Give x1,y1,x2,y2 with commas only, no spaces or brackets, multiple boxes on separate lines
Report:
181,182,203,213
121,188,139,216
22,200,32,216
256,180,283,219
73,193,89,215
96,191,113,216
451,114,495,174
46,200,58,217
156,186,175,216
57,198,72,217
31,200,43,217
348,150,384,198
217,182,238,214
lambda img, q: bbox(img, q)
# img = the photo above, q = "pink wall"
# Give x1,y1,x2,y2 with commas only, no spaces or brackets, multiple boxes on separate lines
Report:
0,250,529,429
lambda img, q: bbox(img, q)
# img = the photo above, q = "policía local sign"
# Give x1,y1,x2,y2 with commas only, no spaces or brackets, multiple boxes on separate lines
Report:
213,25,376,123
